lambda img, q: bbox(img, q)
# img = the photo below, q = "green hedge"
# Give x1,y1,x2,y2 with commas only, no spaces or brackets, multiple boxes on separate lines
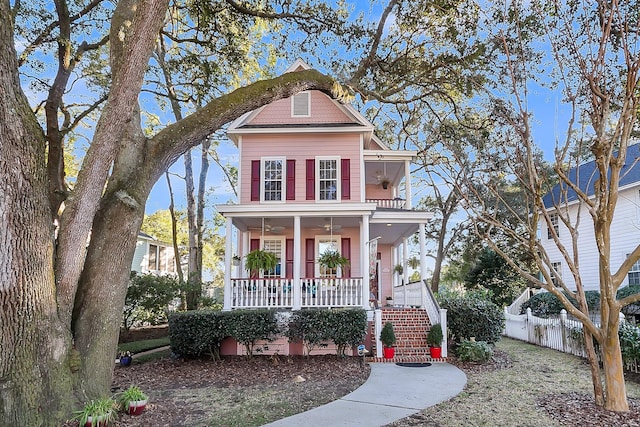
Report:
438,290,504,344
520,290,600,317
168,310,229,360
226,309,281,358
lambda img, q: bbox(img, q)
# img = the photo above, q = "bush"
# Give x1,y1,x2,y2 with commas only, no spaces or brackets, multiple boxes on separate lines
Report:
379,322,396,347
327,309,368,357
227,309,281,358
123,272,182,330
168,310,229,360
617,285,640,316
426,323,443,347
520,290,600,317
456,339,494,363
438,289,505,344
619,322,640,365
286,309,332,355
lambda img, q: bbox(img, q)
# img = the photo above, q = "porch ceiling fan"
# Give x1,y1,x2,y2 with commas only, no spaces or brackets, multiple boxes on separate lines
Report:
247,219,285,234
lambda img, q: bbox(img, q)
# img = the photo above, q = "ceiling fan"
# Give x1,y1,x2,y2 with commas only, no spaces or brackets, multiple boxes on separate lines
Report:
248,220,285,234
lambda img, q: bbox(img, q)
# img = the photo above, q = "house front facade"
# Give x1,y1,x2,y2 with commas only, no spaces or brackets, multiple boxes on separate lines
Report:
216,61,445,359
540,144,640,292
131,232,177,276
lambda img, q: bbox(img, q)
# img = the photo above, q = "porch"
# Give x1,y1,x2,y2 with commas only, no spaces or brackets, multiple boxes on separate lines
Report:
230,277,364,309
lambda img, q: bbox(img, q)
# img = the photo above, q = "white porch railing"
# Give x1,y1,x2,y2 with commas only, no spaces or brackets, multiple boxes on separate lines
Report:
230,277,363,309
366,198,406,209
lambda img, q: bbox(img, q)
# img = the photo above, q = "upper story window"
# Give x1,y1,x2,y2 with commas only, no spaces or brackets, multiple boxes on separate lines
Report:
147,244,175,273
550,261,562,286
292,92,310,117
547,213,559,239
318,158,339,201
262,158,284,201
628,255,640,285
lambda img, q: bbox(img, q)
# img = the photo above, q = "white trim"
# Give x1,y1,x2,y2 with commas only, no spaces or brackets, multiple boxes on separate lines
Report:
315,156,341,202
260,236,286,278
315,234,343,277
291,91,311,117
260,156,286,203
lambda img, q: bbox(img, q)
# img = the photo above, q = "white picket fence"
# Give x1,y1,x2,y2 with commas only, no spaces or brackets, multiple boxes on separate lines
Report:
503,297,640,372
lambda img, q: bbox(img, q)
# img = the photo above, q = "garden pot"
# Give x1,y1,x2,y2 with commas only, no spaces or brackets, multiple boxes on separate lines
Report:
128,399,147,416
119,356,132,367
383,346,395,359
85,415,107,427
430,346,442,359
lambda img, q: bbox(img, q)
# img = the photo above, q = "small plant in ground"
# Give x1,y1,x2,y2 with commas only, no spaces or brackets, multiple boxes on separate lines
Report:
380,322,396,348
74,397,118,426
456,339,493,363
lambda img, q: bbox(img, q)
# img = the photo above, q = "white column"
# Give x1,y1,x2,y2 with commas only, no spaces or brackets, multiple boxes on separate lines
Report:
223,217,233,311
293,216,302,310
419,223,427,281
392,245,398,287
362,215,370,308
241,231,249,277
403,237,409,305
405,160,412,210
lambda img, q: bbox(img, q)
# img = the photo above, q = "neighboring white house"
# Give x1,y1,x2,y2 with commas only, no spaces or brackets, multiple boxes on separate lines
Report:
131,232,177,276
540,143,640,291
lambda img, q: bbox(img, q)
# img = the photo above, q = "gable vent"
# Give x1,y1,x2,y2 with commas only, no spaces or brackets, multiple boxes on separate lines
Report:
292,92,310,117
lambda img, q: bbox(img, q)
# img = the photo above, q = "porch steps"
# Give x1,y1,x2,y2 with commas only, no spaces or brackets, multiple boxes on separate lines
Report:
369,307,445,362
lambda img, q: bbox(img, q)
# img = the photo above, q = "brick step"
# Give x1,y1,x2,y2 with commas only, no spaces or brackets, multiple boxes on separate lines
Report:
367,355,447,363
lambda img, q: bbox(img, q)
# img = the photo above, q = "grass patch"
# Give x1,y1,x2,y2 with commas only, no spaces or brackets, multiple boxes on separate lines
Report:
134,349,171,364
118,337,170,354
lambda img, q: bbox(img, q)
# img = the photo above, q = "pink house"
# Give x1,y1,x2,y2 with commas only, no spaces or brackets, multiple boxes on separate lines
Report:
217,60,446,359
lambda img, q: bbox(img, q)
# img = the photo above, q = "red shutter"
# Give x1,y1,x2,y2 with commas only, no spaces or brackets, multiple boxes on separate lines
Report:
251,160,260,201
249,239,260,278
286,159,296,201
305,238,315,278
286,239,294,278
306,159,315,200
341,158,350,200
341,238,351,278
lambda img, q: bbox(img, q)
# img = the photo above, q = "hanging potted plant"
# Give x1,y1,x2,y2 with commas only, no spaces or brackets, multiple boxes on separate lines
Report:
117,385,148,416
74,397,118,427
317,249,350,270
244,249,278,275
379,321,396,359
393,264,403,276
427,323,443,359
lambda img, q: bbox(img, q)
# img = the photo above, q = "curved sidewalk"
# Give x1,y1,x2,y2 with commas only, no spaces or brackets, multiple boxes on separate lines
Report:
263,362,467,427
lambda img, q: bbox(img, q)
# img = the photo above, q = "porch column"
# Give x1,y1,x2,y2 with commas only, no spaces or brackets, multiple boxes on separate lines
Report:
241,231,249,277
293,216,302,310
362,215,370,308
419,223,427,281
403,237,409,306
404,160,412,209
223,217,233,311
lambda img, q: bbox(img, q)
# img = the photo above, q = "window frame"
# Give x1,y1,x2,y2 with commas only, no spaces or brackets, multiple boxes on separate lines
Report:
315,157,340,202
260,236,285,278
260,157,286,202
315,235,343,277
627,254,640,286
550,261,562,287
547,213,559,239
291,91,311,117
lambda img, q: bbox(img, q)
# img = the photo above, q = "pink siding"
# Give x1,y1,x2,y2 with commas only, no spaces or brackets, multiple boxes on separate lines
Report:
248,91,356,125
239,133,362,204
366,184,393,199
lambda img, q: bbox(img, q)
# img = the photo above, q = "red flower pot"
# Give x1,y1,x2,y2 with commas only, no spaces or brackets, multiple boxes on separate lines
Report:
383,346,395,359
128,400,147,416
430,346,442,359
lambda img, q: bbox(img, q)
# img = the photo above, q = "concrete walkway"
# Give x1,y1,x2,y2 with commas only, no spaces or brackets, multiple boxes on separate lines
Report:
263,362,467,427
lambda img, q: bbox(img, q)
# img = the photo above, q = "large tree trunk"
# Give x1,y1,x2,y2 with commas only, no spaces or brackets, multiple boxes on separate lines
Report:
0,1,74,423
602,312,629,411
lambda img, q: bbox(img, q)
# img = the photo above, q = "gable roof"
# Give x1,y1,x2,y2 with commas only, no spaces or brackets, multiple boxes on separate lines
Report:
226,60,388,149
543,143,640,208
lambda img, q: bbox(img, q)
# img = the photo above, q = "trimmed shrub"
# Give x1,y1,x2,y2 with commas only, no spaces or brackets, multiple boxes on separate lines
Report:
520,290,600,317
286,309,332,355
619,322,640,365
438,290,504,344
123,272,182,330
168,310,229,360
327,308,368,357
456,340,493,363
227,309,281,358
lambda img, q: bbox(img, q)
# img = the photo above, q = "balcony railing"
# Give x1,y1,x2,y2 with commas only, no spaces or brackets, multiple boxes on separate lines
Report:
230,277,363,309
366,198,406,209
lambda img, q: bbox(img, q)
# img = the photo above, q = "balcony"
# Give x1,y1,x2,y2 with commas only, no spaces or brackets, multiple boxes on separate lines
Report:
366,198,406,210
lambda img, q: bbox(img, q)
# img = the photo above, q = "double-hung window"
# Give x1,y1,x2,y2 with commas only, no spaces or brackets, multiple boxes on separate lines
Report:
317,158,339,201
548,213,559,239
317,236,341,277
550,261,562,286
262,238,284,278
262,158,284,201
628,256,640,286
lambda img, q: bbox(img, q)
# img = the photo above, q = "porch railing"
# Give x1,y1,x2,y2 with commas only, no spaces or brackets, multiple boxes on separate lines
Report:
366,198,406,209
230,277,363,309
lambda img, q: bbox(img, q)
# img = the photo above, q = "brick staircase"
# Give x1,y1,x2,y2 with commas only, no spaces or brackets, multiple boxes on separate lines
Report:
368,307,445,362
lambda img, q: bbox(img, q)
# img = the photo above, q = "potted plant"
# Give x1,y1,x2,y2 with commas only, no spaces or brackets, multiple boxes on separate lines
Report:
393,264,403,276
117,385,148,416
118,351,132,367
74,397,118,427
244,249,278,275
317,249,350,270
232,254,241,266
385,295,394,306
427,323,443,359
379,321,396,359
